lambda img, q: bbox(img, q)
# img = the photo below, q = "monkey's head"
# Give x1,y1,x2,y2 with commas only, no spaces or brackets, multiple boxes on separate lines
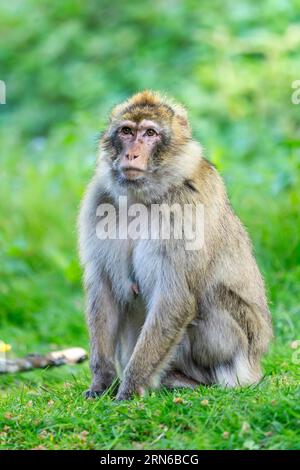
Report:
100,91,200,201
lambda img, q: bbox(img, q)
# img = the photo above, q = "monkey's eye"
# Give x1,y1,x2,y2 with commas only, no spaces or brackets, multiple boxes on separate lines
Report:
121,126,132,135
146,128,157,136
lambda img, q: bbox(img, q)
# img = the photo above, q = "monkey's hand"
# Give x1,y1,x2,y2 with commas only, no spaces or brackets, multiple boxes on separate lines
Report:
115,388,133,401
84,387,107,399
115,382,145,401
115,277,196,401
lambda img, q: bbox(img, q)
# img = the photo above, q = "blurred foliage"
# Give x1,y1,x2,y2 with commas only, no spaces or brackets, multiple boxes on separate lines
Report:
0,0,300,352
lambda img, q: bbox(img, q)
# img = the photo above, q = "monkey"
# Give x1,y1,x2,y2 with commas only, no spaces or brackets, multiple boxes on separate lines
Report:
78,90,273,400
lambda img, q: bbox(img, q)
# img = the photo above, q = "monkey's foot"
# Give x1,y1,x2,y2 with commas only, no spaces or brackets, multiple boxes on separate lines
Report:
84,389,106,399
162,370,200,389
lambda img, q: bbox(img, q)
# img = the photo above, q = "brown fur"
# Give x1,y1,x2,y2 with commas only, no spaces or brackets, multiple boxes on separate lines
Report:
78,91,273,400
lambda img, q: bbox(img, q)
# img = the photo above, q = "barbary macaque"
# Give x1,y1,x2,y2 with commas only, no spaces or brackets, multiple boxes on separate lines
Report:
78,91,272,400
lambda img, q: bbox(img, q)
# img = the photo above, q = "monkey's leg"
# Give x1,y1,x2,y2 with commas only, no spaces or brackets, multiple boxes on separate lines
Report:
115,291,196,400
161,370,199,389
184,298,265,388
85,279,119,398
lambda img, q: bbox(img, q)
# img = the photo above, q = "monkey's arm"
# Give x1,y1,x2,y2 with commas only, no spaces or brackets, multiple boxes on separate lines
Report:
116,268,196,400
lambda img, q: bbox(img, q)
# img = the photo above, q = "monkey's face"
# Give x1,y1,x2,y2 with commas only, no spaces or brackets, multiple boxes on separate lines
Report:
100,92,193,199
110,118,167,185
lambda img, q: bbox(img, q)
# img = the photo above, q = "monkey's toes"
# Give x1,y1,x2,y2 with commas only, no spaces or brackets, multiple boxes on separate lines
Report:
84,389,105,399
115,389,133,401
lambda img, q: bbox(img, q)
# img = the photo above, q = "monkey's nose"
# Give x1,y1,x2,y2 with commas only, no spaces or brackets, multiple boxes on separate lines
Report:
126,153,139,161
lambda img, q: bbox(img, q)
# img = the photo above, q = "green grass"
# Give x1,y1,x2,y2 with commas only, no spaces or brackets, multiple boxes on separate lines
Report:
0,348,299,450
0,0,300,450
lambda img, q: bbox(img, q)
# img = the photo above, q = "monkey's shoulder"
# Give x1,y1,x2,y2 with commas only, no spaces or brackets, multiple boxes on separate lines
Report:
183,157,226,204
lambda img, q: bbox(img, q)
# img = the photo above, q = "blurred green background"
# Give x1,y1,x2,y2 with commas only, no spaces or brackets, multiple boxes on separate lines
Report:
1,0,300,382
1,0,300,451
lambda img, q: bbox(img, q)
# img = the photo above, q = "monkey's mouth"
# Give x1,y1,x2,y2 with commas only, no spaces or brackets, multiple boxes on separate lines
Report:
120,168,146,181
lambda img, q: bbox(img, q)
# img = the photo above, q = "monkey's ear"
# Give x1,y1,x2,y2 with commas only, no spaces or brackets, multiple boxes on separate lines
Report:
171,101,190,128
177,114,189,128
175,110,191,136
110,103,125,120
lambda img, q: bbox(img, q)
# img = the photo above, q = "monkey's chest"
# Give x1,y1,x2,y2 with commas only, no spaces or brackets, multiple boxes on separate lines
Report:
99,237,160,303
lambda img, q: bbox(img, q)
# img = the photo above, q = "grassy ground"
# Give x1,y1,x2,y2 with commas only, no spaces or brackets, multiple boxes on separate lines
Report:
0,0,300,450
0,345,299,450
0,141,299,451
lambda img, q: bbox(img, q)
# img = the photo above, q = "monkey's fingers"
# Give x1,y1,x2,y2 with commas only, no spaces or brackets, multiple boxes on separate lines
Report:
115,389,134,401
115,384,145,401
84,389,106,399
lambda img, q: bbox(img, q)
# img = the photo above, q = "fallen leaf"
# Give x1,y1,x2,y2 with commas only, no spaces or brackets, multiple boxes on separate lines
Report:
133,442,145,449
243,439,259,450
158,424,168,431
173,397,184,404
78,430,89,442
241,422,250,434
63,382,72,389
39,430,50,440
